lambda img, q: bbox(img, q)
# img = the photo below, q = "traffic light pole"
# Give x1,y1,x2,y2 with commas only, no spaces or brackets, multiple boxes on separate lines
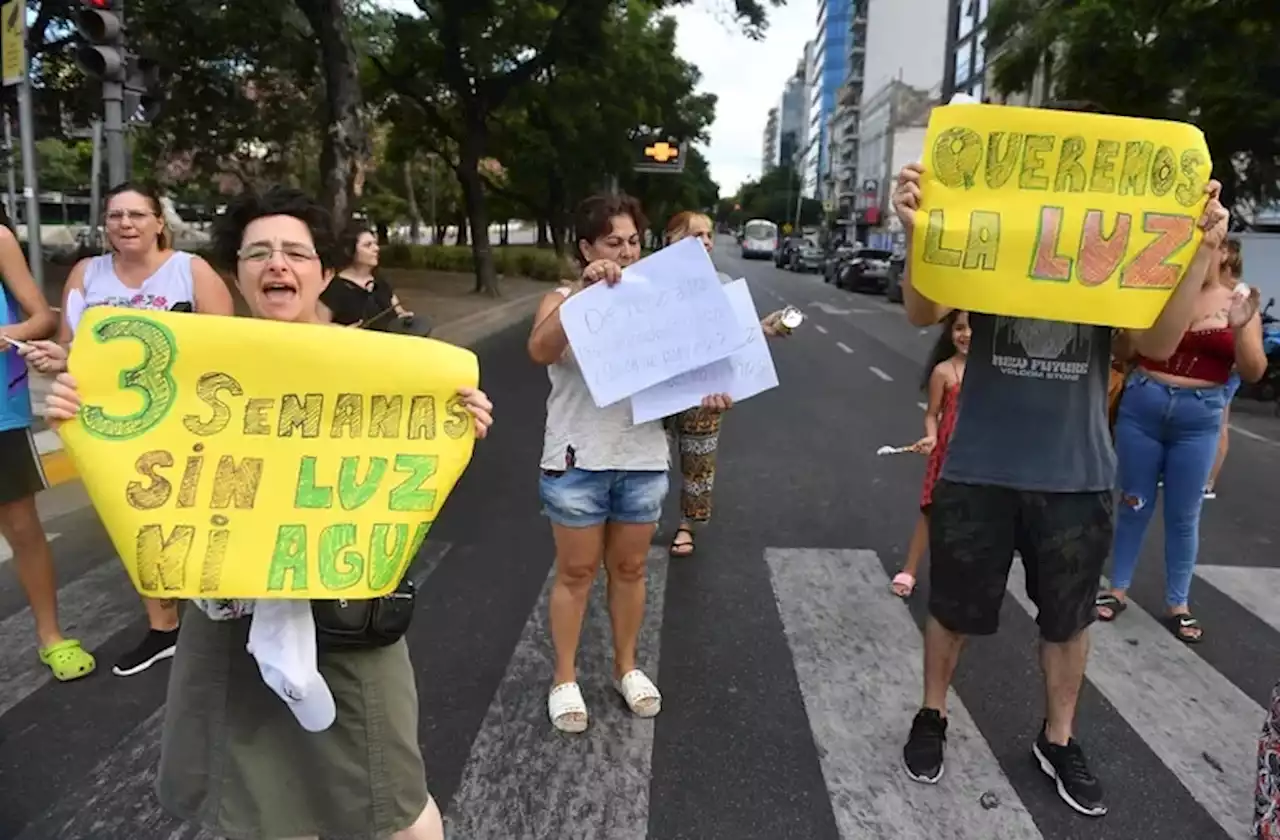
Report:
16,60,43,288
104,75,126,187
103,0,126,187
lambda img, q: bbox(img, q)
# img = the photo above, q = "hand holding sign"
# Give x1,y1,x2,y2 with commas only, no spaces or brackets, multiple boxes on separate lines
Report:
56,307,484,601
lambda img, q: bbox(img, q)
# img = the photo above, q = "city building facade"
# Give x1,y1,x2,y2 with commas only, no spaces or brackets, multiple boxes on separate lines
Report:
763,106,779,173
777,62,808,170
854,80,935,246
853,0,949,237
828,0,867,219
803,0,852,203
941,0,990,101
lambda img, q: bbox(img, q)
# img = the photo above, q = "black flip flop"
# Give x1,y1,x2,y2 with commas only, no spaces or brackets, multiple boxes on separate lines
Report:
1095,593,1127,621
1163,613,1203,644
669,527,696,558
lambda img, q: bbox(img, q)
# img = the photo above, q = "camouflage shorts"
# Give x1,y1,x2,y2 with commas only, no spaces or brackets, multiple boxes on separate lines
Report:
927,480,1114,643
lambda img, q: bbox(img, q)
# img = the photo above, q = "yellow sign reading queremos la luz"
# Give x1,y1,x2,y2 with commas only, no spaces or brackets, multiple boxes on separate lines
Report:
912,103,1212,329
59,307,479,600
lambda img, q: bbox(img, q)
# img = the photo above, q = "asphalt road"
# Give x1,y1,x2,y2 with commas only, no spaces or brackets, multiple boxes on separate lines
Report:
2,240,1279,839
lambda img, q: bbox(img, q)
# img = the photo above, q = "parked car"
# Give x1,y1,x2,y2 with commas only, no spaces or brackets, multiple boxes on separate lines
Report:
823,243,857,284
885,255,905,302
788,240,824,273
836,247,894,294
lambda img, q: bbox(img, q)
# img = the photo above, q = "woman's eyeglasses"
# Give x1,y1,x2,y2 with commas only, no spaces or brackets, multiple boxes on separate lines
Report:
238,243,318,263
105,210,157,224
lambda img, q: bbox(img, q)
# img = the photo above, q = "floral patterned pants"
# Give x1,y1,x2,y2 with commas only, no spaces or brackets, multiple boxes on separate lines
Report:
670,407,722,527
1257,680,1280,838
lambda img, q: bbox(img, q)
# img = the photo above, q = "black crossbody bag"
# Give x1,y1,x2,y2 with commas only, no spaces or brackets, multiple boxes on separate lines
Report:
311,576,417,651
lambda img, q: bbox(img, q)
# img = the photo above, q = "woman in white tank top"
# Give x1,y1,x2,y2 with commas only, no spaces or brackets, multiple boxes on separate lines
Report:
19,182,234,680
528,193,731,734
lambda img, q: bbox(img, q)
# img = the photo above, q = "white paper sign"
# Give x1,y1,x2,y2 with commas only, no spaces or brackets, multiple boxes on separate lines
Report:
559,238,741,407
629,279,780,424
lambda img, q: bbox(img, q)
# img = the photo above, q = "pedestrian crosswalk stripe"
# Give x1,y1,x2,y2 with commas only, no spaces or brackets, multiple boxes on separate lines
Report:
1194,564,1280,633
444,548,668,840
767,548,1044,839
0,531,60,565
1007,564,1259,839
0,559,140,718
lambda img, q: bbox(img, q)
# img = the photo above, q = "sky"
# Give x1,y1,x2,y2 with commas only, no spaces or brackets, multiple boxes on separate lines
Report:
671,0,817,196
376,0,817,197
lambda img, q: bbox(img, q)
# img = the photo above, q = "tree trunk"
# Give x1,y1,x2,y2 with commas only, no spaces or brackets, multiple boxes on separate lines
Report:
500,220,509,246
295,0,369,232
537,219,550,248
454,214,468,246
403,160,422,244
457,162,499,296
434,223,447,245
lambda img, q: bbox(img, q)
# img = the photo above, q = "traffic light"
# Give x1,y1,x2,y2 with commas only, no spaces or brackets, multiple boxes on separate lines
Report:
633,135,687,174
74,0,125,81
125,56,164,123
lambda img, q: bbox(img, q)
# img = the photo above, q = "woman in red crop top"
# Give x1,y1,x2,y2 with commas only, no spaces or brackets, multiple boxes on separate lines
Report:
1097,238,1267,643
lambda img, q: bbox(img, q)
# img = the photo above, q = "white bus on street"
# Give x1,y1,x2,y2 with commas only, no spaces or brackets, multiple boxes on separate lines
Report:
739,218,778,260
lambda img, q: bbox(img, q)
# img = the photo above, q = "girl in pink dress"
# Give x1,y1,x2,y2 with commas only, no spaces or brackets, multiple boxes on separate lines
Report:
892,311,970,597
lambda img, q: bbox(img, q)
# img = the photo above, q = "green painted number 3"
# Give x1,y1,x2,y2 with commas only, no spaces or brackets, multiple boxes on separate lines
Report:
80,315,179,441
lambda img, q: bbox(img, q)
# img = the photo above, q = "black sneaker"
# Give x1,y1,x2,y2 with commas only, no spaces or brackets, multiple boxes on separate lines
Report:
1033,727,1107,816
903,708,947,784
112,628,179,677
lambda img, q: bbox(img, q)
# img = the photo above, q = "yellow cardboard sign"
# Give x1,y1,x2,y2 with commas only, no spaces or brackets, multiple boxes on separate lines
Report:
912,104,1212,328
60,308,480,600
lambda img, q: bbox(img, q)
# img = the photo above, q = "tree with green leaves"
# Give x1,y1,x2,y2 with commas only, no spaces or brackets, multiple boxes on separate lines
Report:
369,0,783,295
986,0,1280,212
731,163,822,229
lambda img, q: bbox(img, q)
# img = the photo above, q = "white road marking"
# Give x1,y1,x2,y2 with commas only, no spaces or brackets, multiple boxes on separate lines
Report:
869,366,893,382
0,532,60,564
836,342,854,354
768,548,1044,839
815,324,829,335
1227,422,1280,447
445,548,668,839
1007,565,1259,839
1193,565,1280,633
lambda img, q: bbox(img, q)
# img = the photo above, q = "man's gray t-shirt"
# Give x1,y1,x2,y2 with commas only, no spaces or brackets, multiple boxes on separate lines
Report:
941,314,1116,492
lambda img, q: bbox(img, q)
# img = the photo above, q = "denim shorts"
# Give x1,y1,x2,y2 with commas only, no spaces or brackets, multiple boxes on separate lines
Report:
538,468,669,528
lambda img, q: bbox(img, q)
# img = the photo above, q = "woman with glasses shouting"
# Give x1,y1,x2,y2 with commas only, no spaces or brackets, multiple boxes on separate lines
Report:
19,181,233,679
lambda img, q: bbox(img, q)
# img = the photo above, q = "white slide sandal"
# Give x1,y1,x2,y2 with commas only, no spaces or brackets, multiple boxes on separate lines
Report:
615,669,662,718
548,682,589,733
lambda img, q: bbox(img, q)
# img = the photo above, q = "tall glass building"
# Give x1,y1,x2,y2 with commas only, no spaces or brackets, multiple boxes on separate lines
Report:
804,0,852,201
942,0,991,101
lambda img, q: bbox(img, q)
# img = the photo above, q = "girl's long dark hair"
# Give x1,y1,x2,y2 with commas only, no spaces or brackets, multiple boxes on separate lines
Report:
920,310,964,391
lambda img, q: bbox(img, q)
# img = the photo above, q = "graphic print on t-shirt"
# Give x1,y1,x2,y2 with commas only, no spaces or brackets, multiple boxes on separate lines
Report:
990,317,1093,383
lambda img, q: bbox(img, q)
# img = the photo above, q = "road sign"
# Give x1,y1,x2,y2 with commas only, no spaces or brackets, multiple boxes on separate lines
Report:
1,0,25,87
633,136,687,174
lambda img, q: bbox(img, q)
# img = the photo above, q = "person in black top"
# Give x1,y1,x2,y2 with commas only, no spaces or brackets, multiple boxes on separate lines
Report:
318,225,414,330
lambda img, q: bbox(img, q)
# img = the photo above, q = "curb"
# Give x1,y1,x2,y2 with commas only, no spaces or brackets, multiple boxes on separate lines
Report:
30,290,544,489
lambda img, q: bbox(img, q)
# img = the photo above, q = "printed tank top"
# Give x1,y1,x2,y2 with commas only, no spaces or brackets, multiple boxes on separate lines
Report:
67,252,196,334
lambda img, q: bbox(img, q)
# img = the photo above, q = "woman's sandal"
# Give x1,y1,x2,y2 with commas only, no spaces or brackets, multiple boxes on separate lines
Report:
548,682,589,733
669,527,696,558
890,572,916,598
1163,613,1203,644
1095,593,1127,622
38,639,96,682
615,669,662,718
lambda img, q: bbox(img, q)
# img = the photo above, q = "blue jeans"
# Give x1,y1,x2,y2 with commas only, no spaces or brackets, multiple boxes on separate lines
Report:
1111,372,1228,608
539,468,669,528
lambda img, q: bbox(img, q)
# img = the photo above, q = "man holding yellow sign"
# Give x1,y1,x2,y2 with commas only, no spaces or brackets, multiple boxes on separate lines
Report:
45,186,494,840
893,98,1229,819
